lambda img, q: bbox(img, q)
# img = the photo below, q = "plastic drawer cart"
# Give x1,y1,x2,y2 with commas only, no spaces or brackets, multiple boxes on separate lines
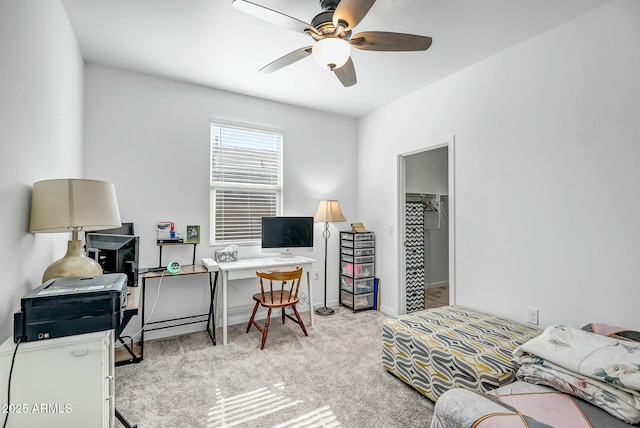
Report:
339,231,375,311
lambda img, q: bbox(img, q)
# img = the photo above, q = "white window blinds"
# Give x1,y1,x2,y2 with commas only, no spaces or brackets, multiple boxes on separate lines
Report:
210,122,283,245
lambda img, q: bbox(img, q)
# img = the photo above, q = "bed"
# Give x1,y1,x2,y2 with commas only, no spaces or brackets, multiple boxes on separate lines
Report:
431,324,640,427
431,380,633,428
381,305,542,401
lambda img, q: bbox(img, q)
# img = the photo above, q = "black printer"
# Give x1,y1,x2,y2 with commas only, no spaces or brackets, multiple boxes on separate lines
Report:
14,273,127,343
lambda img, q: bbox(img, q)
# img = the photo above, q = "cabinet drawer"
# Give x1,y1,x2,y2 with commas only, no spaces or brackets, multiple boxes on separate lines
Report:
341,247,375,256
341,276,375,294
341,261,374,278
340,290,374,310
340,239,375,249
340,232,375,241
341,254,375,264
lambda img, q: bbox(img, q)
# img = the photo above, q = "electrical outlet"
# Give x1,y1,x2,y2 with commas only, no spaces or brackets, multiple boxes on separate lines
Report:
313,270,320,281
526,307,539,325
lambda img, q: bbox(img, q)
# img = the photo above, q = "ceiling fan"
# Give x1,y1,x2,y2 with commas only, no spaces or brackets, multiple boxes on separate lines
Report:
232,0,433,87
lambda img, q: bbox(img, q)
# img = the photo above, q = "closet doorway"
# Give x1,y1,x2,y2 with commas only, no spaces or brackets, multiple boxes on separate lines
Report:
398,140,455,314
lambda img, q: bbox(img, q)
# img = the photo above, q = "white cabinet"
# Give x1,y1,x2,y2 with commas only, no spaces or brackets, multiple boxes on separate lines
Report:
0,330,114,428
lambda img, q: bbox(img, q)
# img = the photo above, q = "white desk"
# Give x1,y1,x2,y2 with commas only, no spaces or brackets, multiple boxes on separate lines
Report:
217,257,315,345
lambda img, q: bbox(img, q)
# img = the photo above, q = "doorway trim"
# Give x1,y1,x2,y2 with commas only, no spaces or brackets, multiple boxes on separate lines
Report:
397,136,456,315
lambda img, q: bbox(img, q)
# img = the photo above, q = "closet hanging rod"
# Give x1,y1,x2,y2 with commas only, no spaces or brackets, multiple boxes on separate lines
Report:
406,192,447,199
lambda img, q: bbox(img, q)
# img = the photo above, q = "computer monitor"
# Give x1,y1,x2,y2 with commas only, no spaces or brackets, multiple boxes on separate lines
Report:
85,233,139,286
261,216,314,258
93,222,135,235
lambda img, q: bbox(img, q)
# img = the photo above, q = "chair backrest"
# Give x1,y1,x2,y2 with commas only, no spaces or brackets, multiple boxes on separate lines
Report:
256,267,303,305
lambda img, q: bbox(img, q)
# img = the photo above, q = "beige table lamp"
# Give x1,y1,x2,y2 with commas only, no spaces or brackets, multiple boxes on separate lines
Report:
29,179,121,283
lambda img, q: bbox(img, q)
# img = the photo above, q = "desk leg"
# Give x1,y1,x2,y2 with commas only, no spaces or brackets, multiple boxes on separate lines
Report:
140,278,145,360
116,408,137,428
306,270,314,327
222,270,228,346
206,271,218,345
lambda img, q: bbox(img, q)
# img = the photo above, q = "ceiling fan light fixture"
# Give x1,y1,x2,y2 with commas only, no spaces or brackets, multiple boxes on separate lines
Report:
312,37,351,70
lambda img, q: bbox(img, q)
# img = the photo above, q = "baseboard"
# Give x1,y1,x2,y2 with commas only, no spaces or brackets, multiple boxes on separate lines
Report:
226,298,338,326
379,304,396,317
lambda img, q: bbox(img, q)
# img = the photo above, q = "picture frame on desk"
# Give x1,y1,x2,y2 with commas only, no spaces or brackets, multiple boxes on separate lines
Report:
186,225,200,244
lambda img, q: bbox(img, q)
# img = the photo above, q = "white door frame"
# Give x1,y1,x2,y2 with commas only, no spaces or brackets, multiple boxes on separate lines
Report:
397,136,456,314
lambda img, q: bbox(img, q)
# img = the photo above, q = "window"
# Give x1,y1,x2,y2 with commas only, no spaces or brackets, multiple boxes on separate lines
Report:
210,121,283,245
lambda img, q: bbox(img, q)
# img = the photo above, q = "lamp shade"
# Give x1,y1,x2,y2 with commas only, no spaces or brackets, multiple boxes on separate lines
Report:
30,179,121,233
312,38,351,70
314,200,346,223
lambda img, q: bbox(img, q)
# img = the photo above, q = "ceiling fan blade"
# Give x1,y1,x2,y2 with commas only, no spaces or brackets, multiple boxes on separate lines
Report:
333,0,376,32
232,0,311,33
259,47,313,73
333,57,357,87
350,31,432,51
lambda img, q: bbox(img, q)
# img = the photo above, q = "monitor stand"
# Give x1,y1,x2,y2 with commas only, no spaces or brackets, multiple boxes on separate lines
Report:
275,253,299,262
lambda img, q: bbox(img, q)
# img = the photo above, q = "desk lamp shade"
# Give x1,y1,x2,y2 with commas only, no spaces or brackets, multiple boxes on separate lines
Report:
30,179,121,282
313,200,346,316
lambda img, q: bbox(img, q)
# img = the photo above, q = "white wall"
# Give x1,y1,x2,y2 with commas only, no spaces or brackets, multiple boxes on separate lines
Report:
405,148,448,195
0,1,84,342
83,65,357,339
358,0,640,329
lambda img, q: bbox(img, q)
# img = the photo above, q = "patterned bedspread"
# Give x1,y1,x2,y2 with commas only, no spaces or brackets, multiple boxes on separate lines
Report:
513,325,640,424
431,325,640,427
382,305,542,401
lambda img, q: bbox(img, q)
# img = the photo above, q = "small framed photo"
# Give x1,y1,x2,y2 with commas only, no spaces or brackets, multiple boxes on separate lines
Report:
186,225,200,244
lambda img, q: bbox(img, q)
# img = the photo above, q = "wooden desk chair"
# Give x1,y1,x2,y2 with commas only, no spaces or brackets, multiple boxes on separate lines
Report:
246,267,308,350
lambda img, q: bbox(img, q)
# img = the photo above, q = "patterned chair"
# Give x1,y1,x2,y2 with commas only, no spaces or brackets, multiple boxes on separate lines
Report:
381,305,542,401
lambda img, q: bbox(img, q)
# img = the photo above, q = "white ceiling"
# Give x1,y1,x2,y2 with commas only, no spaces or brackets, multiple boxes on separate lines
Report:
60,0,610,118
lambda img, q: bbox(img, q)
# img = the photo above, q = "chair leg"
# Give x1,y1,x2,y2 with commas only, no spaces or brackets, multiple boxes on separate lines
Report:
261,308,272,350
281,308,285,324
246,301,260,333
292,305,308,336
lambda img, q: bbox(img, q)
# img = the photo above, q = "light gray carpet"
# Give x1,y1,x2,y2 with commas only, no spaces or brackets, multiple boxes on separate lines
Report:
115,307,434,428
